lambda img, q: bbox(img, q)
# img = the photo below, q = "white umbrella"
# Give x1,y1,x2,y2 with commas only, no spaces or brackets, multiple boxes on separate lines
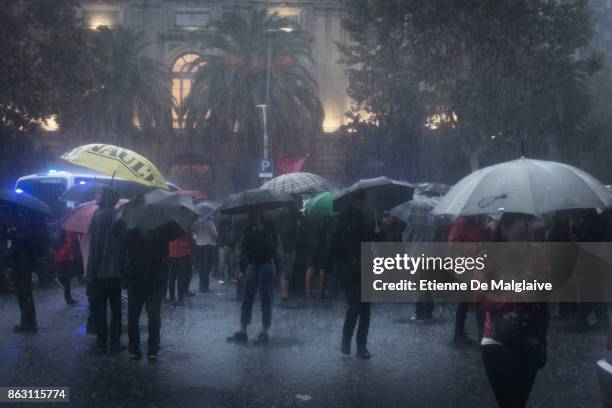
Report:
433,158,612,216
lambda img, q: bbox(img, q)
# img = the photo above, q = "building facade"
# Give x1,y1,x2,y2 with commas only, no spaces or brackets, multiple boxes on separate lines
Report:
41,0,349,196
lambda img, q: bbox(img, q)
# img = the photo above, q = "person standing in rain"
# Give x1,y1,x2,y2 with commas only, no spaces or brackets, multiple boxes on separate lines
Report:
87,186,125,352
333,191,378,358
227,205,280,345
126,229,168,359
52,229,81,305
5,204,48,333
167,232,192,305
275,204,300,303
478,213,549,408
192,216,218,293
448,215,491,344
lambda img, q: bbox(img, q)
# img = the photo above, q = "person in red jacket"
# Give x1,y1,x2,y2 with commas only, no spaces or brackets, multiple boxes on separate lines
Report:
167,233,192,304
448,215,492,344
53,230,81,305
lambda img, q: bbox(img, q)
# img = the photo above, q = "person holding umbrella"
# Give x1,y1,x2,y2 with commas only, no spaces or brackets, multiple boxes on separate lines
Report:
227,204,281,345
87,186,126,353
4,203,49,333
333,191,379,359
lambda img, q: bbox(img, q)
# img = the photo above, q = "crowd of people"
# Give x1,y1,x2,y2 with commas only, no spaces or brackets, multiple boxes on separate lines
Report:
1,184,612,408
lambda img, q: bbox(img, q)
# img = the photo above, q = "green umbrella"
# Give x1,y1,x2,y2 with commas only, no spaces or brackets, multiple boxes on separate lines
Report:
305,192,336,215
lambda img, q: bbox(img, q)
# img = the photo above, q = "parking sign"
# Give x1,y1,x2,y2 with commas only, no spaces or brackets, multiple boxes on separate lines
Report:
259,158,274,178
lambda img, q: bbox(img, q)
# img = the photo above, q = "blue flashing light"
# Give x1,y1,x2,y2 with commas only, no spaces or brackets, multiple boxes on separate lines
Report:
79,181,86,185
48,169,58,173
15,188,23,194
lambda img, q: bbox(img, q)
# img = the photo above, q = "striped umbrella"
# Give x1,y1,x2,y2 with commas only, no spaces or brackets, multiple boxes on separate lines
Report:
260,172,329,195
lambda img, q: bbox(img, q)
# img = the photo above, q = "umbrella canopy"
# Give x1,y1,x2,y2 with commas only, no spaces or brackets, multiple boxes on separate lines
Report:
115,189,197,241
62,199,128,234
0,190,54,217
192,200,222,229
433,158,612,216
260,172,329,195
305,191,336,215
59,182,107,203
415,182,450,197
389,196,439,224
61,144,167,189
220,188,295,215
333,176,415,213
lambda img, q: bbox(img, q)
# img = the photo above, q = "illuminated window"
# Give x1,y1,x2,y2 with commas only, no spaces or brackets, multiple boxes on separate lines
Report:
172,53,203,128
175,11,209,28
268,7,302,26
82,9,119,29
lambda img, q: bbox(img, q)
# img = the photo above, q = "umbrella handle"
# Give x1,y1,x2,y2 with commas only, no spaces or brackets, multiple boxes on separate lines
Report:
110,171,116,187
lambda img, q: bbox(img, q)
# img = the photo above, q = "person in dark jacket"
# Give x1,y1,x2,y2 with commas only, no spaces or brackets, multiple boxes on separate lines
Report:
227,205,279,345
479,213,550,408
6,204,48,333
87,187,125,353
126,229,168,359
333,191,378,359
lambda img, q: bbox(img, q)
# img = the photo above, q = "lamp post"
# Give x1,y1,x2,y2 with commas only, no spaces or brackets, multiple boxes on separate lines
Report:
259,28,277,162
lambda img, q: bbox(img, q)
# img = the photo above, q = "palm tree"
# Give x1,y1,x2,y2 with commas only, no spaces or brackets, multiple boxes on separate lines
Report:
70,26,173,146
183,9,323,157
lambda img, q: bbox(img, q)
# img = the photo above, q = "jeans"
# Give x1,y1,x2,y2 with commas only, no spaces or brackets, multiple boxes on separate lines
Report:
194,245,216,291
343,285,370,347
168,255,191,301
240,262,275,328
128,287,162,354
15,257,36,327
94,277,122,348
482,345,540,408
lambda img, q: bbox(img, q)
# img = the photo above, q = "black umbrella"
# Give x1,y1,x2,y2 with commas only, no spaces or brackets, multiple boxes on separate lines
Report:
333,176,415,212
59,182,107,203
219,188,295,215
115,189,198,241
0,190,54,217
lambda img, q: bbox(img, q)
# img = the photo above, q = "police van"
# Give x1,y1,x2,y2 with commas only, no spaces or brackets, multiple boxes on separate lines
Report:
15,170,178,217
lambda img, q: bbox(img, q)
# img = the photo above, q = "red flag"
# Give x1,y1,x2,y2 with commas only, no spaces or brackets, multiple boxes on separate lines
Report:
276,154,309,175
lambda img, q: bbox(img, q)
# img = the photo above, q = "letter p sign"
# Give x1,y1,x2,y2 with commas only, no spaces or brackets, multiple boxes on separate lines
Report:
259,158,274,179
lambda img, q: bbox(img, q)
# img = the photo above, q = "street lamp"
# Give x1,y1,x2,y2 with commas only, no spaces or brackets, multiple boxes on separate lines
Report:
259,28,279,163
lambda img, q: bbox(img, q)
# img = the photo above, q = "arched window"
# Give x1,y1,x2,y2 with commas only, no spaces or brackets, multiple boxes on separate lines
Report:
172,53,202,128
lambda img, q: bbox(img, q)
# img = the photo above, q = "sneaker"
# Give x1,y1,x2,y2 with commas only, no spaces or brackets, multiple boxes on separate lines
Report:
146,350,158,360
66,298,78,306
356,346,371,359
254,332,269,345
129,350,142,360
227,331,248,343
341,337,351,355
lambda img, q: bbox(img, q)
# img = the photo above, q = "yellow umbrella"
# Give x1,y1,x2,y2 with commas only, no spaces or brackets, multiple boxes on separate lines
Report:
61,144,167,189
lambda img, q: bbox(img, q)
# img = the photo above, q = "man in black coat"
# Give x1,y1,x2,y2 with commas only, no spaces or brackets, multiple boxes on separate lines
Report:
333,191,378,359
87,187,125,353
6,205,48,333
125,229,168,360
227,205,279,345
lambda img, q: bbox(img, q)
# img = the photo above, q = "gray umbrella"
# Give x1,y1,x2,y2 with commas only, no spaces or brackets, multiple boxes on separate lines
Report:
260,172,329,195
219,188,296,214
115,189,198,241
0,190,54,217
433,158,612,216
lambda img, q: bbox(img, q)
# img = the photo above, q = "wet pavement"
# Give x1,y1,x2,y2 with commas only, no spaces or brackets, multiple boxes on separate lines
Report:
0,280,607,407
